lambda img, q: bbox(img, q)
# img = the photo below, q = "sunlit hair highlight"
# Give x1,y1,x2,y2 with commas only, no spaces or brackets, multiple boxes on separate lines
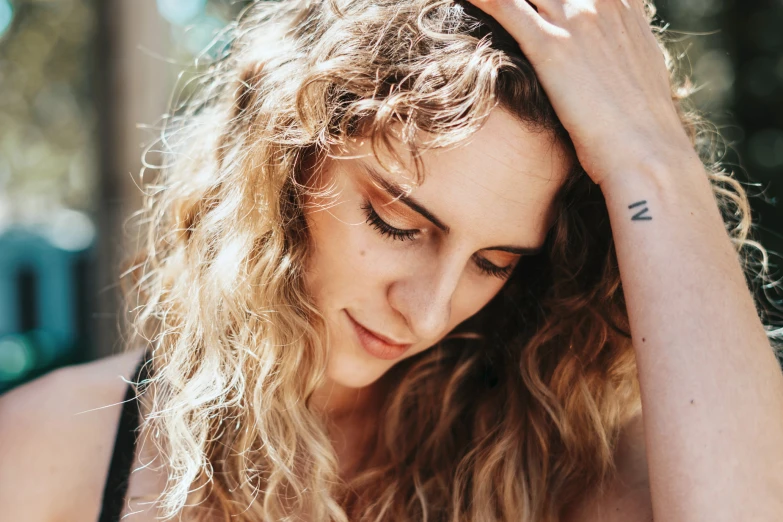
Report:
122,1,783,520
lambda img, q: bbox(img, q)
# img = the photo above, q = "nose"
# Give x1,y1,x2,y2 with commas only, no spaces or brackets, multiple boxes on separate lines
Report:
387,252,466,342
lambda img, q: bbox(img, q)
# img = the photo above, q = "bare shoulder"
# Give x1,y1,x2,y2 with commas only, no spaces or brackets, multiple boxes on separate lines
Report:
0,348,146,522
562,410,654,522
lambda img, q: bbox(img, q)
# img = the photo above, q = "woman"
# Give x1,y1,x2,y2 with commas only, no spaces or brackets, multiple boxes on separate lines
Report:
1,0,782,520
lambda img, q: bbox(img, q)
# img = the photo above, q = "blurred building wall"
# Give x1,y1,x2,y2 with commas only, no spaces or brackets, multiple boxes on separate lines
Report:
94,0,170,359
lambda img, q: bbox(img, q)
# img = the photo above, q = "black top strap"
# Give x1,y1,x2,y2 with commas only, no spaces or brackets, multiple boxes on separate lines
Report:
97,350,151,522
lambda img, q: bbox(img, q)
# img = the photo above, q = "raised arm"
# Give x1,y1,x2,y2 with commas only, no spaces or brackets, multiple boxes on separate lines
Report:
465,1,783,520
599,143,783,521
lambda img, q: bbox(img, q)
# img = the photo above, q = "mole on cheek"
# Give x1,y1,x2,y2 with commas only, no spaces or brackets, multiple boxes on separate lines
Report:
360,250,366,257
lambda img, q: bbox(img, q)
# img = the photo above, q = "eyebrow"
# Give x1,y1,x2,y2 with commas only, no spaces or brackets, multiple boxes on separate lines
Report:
358,161,545,256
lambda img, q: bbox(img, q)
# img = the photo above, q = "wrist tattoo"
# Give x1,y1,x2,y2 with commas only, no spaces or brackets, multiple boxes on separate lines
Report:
628,200,652,221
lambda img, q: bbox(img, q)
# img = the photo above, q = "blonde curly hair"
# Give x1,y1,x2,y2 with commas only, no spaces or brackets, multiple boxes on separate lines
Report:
121,0,781,520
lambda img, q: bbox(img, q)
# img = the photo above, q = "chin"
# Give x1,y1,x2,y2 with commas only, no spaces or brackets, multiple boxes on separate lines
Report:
324,348,389,389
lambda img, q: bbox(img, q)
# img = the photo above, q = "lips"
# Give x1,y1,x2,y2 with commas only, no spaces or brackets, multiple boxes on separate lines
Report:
345,311,413,360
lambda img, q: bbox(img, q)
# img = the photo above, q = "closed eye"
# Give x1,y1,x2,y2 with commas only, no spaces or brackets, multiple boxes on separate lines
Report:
361,200,419,241
472,254,515,279
361,200,516,279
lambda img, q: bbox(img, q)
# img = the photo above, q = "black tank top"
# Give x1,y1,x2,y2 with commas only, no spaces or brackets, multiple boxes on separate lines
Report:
97,350,151,522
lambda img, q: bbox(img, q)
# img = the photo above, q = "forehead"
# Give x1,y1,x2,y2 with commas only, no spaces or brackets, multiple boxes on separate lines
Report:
337,108,571,247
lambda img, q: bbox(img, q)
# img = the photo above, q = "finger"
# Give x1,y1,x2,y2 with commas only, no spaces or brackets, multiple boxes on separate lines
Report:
464,0,541,21
463,0,555,54
620,0,649,20
523,0,562,18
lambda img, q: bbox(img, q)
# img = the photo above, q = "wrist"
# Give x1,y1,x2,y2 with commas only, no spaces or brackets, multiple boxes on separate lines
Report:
597,144,705,201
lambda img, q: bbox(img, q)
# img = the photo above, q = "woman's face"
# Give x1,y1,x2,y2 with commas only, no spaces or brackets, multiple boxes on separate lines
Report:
303,108,571,388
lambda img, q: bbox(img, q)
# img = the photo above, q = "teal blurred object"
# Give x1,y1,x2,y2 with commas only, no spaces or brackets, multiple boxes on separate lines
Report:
0,227,95,392
157,0,207,26
0,0,12,39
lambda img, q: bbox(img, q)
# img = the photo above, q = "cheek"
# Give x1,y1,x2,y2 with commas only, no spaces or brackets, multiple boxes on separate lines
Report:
449,278,507,330
303,197,397,299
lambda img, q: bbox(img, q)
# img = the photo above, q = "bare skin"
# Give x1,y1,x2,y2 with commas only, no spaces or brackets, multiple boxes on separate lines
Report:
0,349,152,521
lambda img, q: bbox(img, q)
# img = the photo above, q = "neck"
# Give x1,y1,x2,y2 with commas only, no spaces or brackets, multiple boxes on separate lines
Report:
309,377,382,423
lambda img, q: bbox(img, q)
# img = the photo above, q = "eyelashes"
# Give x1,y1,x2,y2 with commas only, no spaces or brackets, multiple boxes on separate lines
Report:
361,200,419,241
472,255,515,279
360,200,515,279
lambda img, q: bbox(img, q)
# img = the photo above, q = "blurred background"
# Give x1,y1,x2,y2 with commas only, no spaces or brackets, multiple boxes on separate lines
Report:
0,0,782,392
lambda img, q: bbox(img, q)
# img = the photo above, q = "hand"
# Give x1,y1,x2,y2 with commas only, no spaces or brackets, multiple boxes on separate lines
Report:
463,0,696,186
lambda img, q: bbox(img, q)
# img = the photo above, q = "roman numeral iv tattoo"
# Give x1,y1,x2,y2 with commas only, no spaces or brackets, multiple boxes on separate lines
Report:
628,200,652,221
